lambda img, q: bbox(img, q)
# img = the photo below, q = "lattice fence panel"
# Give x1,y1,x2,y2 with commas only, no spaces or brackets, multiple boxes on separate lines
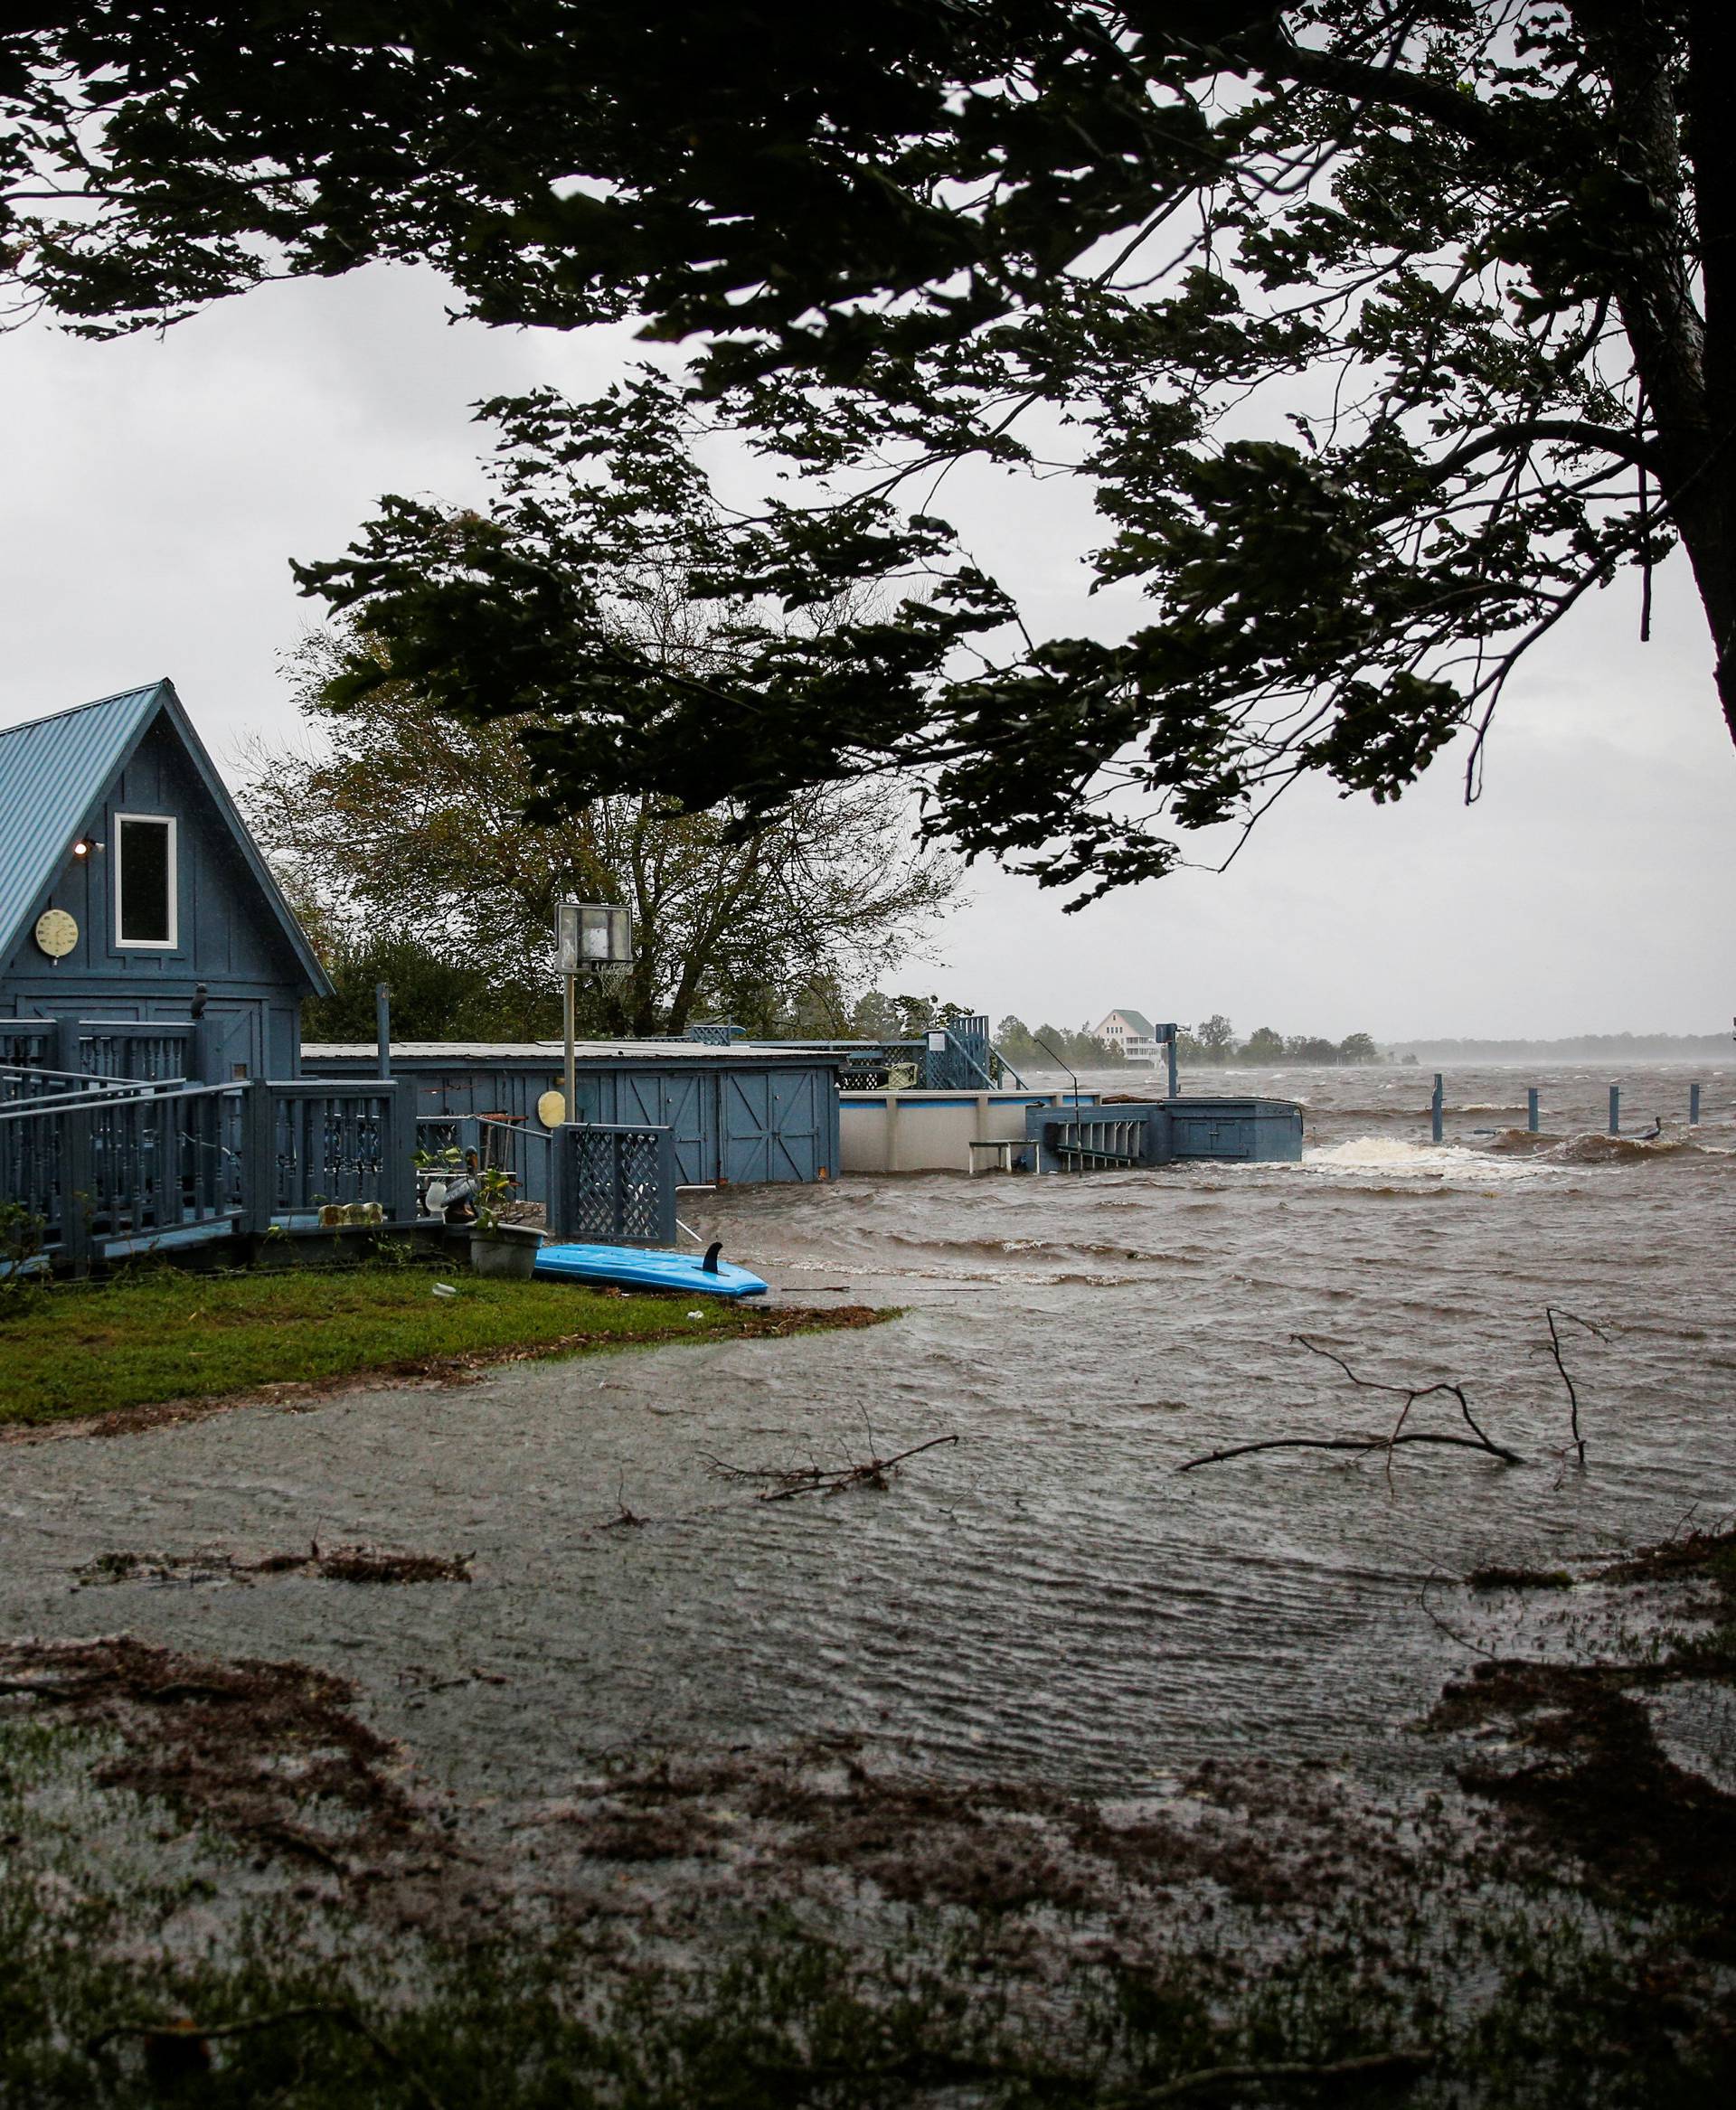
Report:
552,1123,675,1247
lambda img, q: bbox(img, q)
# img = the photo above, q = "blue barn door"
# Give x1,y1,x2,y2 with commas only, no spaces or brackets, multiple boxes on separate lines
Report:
1171,1112,1254,1159
616,1071,663,1130
656,1069,715,1185
768,1069,825,1181
720,1070,773,1183
201,1003,263,1081
720,1067,826,1183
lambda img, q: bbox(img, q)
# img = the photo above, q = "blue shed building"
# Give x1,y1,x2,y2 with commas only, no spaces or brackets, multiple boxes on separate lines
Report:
0,681,330,1079
299,1041,844,1199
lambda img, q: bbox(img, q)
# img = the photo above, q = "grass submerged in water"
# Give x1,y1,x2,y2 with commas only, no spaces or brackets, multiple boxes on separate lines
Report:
0,1264,887,1428
2,1700,1733,2110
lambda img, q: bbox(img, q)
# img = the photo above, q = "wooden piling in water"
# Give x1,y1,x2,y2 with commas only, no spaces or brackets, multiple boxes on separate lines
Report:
1527,1087,1540,1133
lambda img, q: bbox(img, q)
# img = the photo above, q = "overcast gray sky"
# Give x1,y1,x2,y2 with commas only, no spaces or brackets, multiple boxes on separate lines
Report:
5,262,1731,1040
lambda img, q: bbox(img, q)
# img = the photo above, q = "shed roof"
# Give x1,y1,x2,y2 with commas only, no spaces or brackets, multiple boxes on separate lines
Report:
304,1040,844,1068
0,679,330,994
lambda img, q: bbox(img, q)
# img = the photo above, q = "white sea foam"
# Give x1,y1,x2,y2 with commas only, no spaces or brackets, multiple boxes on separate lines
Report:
1298,1135,1547,1183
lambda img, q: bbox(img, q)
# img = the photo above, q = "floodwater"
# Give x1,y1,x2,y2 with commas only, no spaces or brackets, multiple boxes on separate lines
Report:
2,1063,1733,1807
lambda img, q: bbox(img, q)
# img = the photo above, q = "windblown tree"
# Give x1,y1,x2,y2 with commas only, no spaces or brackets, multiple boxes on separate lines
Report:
5,5,1733,895
240,626,960,1039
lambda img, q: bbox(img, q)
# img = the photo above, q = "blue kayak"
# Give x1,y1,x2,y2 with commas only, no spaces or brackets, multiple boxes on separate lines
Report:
533,1239,768,1299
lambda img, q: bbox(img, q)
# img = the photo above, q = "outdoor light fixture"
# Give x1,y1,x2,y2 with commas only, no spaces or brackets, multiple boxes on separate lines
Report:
71,839,90,858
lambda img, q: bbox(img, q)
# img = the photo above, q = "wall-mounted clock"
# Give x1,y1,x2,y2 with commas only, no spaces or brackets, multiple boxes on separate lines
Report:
33,908,78,959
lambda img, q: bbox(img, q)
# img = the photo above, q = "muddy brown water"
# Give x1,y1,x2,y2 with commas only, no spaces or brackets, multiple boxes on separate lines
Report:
2,1063,1732,1811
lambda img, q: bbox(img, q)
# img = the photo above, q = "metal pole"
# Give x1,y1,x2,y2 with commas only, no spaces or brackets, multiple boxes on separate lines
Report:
1690,1081,1702,1126
1527,1087,1539,1134
374,983,391,1079
563,971,577,1125
1165,1034,1179,1101
1609,1083,1620,1135
1431,1074,1443,1144
1027,1031,1080,1172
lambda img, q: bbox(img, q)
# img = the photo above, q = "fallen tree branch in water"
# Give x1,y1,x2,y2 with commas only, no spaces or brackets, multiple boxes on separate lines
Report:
1177,1335,1524,1473
703,1432,958,1501
1179,1431,1522,1473
1420,1570,1501,1660
1544,1305,1604,1467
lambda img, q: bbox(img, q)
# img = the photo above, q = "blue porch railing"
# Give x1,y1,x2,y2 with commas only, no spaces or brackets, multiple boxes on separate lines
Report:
0,1077,419,1268
1,1019,194,1082
0,1079,248,1266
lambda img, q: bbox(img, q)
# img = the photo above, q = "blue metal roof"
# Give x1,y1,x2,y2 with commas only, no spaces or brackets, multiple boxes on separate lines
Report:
0,683,163,966
0,679,330,993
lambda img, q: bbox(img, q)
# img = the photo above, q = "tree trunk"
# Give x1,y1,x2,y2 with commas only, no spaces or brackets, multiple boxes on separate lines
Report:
1678,1,1736,736
1602,5,1736,737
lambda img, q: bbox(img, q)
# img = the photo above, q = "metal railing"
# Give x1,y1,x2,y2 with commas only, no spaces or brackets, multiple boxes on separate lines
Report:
0,1064,181,1106
2,1020,194,1083
414,1114,550,1214
1041,1115,1149,1170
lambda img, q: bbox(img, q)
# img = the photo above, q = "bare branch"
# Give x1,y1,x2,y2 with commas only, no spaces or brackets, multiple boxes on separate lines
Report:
1544,1305,1606,1467
704,1432,958,1500
1177,1335,1525,1471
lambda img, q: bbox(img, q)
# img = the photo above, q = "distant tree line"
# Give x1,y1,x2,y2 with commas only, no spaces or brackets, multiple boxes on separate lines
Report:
1181,1019,1381,1068
989,1015,1382,1072
995,1021,1127,1070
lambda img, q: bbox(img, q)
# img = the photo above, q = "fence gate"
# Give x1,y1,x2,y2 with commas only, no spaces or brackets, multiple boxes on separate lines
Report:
551,1122,675,1247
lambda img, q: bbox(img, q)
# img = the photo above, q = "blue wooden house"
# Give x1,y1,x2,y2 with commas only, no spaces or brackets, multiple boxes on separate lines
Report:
0,679,330,1079
0,682,847,1267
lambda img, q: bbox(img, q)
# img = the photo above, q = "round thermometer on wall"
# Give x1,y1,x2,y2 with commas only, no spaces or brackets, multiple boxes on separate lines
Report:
33,908,78,958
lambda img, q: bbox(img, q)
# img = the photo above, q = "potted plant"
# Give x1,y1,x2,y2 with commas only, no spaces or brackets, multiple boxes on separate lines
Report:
467,1164,542,1279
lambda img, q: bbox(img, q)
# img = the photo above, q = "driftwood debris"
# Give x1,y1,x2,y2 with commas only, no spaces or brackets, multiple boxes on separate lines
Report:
1543,1305,1604,1467
1178,1334,1523,1474
704,1432,958,1502
78,1542,472,1586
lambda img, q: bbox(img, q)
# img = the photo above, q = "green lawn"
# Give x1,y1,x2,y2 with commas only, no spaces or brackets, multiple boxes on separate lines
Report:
0,1267,881,1429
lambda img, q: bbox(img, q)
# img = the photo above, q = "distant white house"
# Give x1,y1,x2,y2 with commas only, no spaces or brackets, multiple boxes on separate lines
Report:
1092,1008,1160,1063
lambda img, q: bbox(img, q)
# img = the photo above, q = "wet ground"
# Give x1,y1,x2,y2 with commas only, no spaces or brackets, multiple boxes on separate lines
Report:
2,1063,1732,1813
5,1065,1735,2102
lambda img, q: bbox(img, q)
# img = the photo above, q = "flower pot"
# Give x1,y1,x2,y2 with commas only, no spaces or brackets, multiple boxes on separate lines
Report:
468,1223,542,1279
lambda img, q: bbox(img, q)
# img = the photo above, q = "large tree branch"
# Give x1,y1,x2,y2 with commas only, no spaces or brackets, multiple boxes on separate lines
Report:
1428,419,1664,480
1228,14,1518,153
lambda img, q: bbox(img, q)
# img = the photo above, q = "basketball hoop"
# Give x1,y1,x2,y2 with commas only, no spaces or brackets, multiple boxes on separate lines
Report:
556,901,635,1121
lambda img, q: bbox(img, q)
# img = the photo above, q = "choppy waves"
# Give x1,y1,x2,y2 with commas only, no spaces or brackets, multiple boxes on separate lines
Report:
1297,1135,1547,1184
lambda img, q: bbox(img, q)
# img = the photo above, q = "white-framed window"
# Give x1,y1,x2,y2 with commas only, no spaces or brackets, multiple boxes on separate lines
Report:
114,814,178,949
